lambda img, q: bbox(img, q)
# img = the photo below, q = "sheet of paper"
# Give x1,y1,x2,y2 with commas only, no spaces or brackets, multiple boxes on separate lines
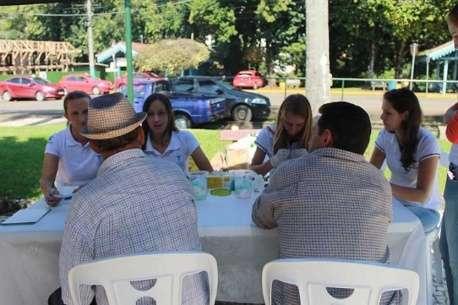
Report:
1,207,50,225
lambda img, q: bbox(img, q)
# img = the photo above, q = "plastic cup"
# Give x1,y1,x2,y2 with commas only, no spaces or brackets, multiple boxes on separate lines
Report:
190,172,208,201
233,175,253,199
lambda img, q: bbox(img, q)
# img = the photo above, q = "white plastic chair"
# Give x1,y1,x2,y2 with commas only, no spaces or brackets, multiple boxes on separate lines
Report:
262,258,419,305
68,252,218,305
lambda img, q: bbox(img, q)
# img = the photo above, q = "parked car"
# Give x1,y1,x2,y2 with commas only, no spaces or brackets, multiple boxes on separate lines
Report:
119,79,227,129
0,76,64,102
114,72,163,89
233,70,265,89
58,74,113,95
172,76,271,122
426,82,458,93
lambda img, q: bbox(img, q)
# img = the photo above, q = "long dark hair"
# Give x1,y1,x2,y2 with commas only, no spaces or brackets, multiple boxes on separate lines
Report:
384,88,423,171
141,93,178,149
273,94,312,153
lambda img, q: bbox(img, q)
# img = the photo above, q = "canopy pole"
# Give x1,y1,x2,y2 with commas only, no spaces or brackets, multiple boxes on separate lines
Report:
443,60,449,95
425,58,430,94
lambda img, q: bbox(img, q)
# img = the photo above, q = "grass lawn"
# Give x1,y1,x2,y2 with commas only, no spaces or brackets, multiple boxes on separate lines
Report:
0,124,230,201
0,124,452,202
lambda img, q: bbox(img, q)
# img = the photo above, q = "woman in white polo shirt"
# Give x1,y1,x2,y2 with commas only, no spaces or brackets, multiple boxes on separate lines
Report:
141,93,213,174
370,88,441,233
40,91,102,206
250,94,312,176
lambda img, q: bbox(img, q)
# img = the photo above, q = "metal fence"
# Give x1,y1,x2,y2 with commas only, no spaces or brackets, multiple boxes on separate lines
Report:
256,76,458,100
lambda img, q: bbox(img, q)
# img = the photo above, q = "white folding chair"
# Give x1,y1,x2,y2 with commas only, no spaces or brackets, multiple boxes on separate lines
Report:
68,252,218,305
262,258,419,305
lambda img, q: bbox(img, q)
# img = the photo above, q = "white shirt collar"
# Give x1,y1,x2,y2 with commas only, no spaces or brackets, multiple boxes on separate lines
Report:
66,126,90,148
146,131,180,156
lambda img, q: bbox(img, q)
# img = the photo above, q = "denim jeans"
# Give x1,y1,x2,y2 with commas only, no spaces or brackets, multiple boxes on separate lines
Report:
404,204,441,233
440,177,458,305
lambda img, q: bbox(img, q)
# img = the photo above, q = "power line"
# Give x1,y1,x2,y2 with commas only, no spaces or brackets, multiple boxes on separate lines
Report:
0,0,193,18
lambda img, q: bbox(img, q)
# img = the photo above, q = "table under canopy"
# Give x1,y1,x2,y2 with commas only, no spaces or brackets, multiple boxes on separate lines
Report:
0,194,427,305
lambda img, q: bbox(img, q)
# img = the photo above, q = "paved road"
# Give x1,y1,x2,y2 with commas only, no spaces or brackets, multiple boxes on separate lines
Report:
1,91,457,126
266,91,458,120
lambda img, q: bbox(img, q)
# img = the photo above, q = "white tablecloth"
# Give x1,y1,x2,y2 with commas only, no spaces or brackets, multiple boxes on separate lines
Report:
0,195,427,305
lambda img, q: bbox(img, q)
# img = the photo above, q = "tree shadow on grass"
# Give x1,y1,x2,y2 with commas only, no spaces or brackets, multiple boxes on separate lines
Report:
0,136,47,213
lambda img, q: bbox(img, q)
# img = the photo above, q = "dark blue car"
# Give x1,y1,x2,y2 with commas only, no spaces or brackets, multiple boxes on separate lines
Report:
120,79,227,128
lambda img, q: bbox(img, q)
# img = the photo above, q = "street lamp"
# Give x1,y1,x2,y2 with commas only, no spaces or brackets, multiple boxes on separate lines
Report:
410,42,418,90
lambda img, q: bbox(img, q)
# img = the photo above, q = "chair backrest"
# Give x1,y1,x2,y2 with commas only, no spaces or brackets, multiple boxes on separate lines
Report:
262,258,419,305
68,252,218,305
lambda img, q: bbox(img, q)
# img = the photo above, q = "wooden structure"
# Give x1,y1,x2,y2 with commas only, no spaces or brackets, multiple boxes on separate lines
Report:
0,39,80,74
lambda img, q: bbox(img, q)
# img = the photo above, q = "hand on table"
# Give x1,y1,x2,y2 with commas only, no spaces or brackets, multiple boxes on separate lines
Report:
45,187,62,207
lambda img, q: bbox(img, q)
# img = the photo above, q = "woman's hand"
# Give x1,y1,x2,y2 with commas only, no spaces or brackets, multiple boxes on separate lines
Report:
45,187,62,207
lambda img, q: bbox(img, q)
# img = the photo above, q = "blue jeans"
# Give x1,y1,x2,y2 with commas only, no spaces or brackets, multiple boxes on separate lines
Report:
404,204,441,233
440,177,458,305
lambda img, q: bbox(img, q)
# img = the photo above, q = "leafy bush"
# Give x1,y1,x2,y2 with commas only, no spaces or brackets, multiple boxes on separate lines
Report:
136,39,210,76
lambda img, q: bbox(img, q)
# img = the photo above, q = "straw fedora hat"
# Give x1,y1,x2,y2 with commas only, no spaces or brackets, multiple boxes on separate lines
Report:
80,93,146,140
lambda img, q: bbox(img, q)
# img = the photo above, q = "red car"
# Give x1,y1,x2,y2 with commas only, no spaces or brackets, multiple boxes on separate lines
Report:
58,74,113,95
233,70,265,89
114,72,163,89
0,76,64,102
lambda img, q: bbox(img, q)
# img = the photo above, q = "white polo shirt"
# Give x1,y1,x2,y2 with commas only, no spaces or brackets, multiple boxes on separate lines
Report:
144,130,199,174
45,127,102,188
254,124,302,159
375,127,441,210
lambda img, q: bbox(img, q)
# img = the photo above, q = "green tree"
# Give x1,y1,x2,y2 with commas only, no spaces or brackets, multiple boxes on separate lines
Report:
135,38,210,75
330,0,454,78
188,0,237,43
256,0,305,76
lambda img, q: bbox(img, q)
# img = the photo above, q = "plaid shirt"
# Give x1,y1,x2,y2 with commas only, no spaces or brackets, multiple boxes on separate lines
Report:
252,147,396,305
59,149,207,305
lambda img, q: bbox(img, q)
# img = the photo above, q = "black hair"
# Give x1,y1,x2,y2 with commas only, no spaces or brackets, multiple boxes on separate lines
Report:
383,88,422,170
318,101,371,155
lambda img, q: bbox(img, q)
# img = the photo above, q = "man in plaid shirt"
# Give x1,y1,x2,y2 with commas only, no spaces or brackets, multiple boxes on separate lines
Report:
252,102,396,305
51,93,207,305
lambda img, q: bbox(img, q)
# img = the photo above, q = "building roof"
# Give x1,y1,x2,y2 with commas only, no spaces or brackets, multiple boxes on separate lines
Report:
96,42,149,64
418,40,456,61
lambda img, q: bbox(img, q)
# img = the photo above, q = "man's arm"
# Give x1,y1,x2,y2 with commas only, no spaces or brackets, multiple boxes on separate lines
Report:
252,164,298,229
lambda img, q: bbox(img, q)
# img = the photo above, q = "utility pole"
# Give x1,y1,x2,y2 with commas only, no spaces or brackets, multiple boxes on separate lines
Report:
86,0,96,78
305,0,331,113
124,0,134,103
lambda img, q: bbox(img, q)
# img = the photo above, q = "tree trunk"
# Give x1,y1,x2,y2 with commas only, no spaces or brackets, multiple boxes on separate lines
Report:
265,39,273,76
368,41,376,77
306,0,331,114
394,42,406,79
